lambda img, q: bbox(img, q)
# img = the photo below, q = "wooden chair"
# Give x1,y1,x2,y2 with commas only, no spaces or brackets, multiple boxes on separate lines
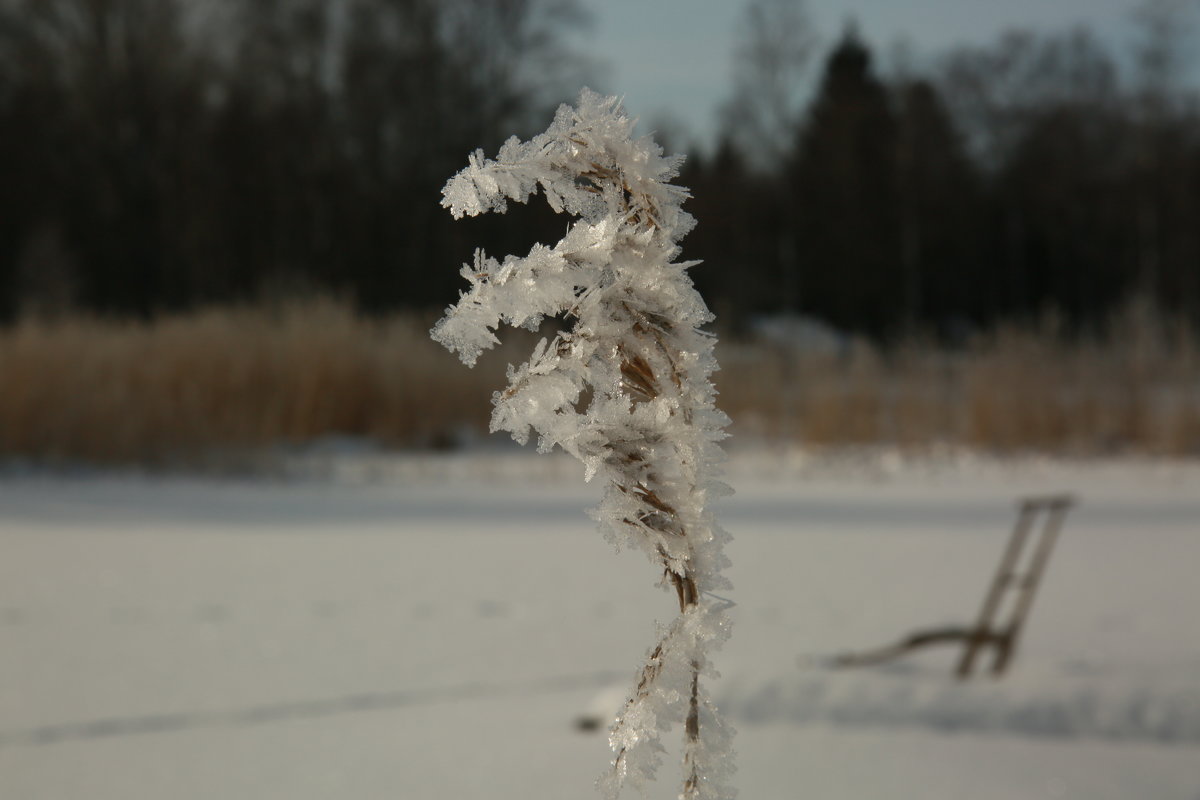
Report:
832,494,1074,679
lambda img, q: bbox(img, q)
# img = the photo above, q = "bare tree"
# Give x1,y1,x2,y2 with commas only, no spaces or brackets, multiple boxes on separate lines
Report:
1132,0,1195,105
938,27,1120,171
718,0,818,172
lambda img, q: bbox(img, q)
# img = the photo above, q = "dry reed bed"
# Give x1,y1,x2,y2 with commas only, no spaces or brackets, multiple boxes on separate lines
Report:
0,301,517,464
719,313,1200,456
1,300,1197,464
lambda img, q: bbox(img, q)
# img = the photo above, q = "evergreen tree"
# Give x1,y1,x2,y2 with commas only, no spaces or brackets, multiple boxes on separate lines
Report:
790,25,901,336
894,78,981,335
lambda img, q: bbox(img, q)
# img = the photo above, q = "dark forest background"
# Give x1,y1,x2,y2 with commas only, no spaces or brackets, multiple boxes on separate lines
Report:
2,0,1198,341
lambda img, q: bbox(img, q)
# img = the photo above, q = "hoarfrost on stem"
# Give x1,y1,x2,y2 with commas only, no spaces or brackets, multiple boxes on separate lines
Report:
432,88,735,800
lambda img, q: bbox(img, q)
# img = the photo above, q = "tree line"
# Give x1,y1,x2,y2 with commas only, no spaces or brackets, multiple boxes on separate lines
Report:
1,0,1198,340
686,0,1200,339
0,0,585,319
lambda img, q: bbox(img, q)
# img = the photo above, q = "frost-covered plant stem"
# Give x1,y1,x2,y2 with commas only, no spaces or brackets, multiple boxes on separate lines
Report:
432,89,734,800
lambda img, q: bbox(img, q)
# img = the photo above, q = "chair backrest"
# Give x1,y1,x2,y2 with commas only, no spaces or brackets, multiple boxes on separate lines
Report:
956,495,1074,679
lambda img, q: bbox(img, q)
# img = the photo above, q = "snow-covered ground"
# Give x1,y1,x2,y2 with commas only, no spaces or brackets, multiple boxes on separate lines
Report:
2,449,1199,799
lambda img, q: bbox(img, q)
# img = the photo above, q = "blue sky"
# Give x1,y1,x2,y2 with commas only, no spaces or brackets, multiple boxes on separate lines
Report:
570,0,1198,151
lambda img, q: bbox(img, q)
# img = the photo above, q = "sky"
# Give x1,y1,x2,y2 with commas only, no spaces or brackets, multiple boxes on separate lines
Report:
570,0,1199,152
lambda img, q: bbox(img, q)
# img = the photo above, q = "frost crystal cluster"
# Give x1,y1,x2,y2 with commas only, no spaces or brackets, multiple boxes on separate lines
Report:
433,89,734,800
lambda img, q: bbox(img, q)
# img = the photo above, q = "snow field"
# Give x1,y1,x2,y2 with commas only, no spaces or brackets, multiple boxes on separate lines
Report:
1,451,1199,798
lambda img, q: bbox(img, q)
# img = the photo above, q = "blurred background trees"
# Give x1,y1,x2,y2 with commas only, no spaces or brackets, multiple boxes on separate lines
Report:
691,0,1200,340
1,0,1198,340
0,0,582,319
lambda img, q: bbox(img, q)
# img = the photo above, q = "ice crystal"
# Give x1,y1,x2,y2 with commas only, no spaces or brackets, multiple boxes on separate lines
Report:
433,89,734,800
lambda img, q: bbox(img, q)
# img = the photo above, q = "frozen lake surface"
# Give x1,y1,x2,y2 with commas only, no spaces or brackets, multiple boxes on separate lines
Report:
2,450,1199,798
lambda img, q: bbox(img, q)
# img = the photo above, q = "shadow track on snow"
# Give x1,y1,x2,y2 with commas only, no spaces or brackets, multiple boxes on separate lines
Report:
0,670,626,749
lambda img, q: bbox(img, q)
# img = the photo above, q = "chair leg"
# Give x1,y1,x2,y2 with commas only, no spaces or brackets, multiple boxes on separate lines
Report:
989,497,1071,676
956,502,1034,679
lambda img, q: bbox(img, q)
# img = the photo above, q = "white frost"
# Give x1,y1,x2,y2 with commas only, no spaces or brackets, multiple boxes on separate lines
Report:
432,89,734,799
